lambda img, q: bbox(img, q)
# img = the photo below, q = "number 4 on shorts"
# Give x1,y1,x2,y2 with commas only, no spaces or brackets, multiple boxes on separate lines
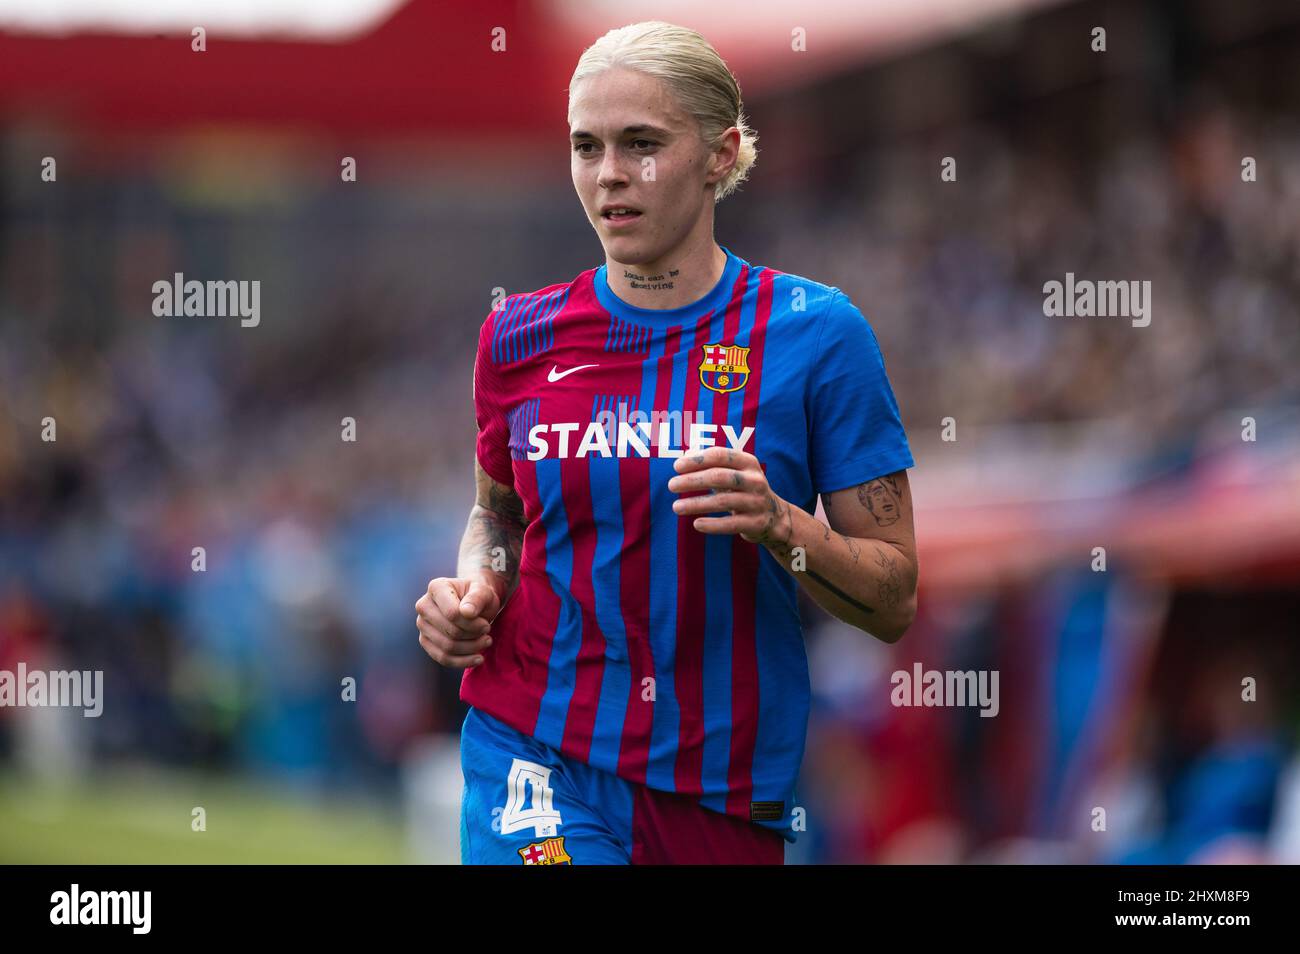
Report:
499,757,564,837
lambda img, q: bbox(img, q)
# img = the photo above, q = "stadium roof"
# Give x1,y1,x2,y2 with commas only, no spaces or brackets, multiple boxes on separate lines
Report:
0,0,1066,135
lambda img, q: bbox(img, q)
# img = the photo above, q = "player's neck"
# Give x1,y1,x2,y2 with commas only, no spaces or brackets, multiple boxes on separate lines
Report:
604,238,727,312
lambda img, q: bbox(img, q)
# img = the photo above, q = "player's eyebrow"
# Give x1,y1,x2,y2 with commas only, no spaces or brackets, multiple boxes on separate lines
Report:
570,124,671,141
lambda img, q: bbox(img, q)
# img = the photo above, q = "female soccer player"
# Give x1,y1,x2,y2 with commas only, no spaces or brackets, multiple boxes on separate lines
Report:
416,20,917,865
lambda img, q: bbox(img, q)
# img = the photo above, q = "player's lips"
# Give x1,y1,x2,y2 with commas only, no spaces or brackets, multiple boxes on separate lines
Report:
600,205,642,228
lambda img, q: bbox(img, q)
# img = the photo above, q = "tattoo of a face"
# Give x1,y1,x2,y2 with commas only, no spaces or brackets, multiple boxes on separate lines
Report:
857,475,902,527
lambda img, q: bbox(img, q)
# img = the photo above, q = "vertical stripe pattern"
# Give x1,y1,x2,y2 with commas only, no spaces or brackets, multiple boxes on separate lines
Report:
460,251,850,841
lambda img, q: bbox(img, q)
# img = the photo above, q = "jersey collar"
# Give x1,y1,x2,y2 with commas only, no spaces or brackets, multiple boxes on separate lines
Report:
594,245,744,328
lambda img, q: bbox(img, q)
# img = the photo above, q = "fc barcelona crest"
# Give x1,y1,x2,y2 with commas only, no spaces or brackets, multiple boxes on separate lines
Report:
699,343,750,394
518,836,572,865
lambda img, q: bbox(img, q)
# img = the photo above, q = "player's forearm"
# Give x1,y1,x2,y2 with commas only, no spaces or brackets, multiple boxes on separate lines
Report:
755,496,917,642
457,504,525,607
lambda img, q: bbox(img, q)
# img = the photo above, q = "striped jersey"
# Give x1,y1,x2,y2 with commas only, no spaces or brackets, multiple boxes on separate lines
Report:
462,244,914,839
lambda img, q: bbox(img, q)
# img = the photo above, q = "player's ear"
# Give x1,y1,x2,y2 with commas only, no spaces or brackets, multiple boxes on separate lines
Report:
708,128,740,184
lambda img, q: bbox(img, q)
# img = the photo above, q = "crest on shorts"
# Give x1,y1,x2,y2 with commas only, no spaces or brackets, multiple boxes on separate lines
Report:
518,836,572,865
699,343,750,394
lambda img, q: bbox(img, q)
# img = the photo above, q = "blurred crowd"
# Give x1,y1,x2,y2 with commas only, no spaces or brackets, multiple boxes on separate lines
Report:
764,98,1300,446
2,31,1298,861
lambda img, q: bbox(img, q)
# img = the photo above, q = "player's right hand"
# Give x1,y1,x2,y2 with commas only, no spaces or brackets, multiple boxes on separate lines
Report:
415,577,500,669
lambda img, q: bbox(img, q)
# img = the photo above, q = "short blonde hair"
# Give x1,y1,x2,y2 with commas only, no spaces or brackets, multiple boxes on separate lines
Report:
569,20,758,203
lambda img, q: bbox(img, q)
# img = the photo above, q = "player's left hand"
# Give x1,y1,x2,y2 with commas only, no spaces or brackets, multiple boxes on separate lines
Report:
667,446,789,545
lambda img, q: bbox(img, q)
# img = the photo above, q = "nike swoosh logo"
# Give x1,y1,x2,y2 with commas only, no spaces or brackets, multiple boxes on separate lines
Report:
548,363,599,382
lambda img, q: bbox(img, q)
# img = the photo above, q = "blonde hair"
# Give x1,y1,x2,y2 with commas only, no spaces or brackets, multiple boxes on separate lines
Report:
569,21,758,203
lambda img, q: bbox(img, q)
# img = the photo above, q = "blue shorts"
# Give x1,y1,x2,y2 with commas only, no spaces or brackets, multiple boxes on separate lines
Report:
458,706,784,865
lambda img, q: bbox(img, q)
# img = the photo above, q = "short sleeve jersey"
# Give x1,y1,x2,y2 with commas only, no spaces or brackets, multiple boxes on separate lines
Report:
464,245,913,839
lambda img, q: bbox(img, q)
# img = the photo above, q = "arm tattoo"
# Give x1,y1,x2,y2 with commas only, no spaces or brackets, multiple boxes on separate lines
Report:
753,493,795,553
465,467,527,583
874,547,902,610
756,497,875,616
856,474,903,527
806,567,876,616
486,479,525,527
465,506,524,580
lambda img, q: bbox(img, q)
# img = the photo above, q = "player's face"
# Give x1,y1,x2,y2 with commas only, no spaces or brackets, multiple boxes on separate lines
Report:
569,67,716,265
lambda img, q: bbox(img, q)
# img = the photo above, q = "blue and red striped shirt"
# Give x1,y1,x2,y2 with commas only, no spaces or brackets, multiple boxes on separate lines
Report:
462,245,913,838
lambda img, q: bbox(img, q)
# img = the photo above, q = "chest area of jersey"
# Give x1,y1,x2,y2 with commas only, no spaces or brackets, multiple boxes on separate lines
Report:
505,333,761,464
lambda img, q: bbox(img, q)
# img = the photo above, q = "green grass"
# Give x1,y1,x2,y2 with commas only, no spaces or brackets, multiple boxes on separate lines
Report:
0,768,406,863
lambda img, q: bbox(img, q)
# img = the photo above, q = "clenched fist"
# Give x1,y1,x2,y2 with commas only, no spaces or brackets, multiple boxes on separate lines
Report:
415,577,501,669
